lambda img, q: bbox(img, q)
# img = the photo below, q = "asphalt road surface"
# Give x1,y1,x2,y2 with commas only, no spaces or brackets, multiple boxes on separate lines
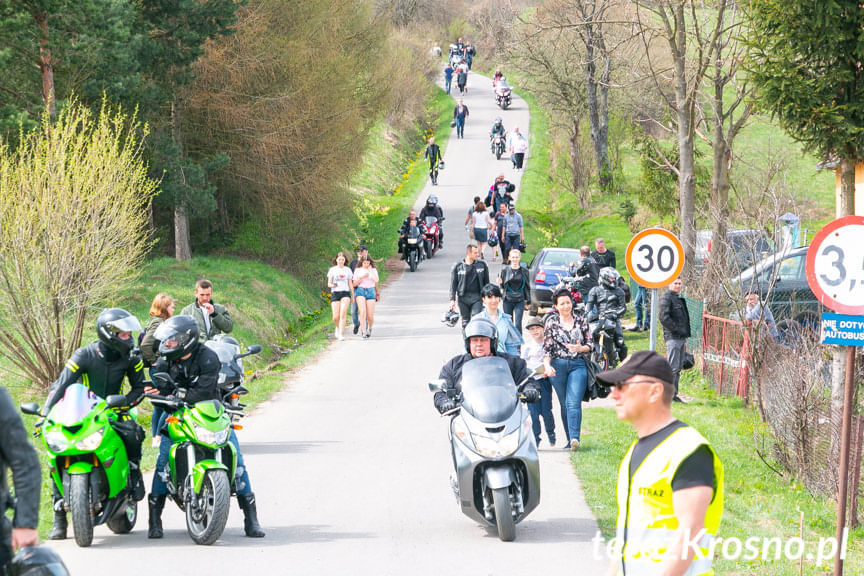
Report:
50,69,608,576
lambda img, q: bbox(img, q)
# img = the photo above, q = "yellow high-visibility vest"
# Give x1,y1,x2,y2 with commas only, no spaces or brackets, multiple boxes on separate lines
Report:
615,426,724,576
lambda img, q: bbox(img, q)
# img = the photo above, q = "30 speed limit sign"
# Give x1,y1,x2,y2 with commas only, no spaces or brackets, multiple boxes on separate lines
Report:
805,215,864,315
625,228,685,288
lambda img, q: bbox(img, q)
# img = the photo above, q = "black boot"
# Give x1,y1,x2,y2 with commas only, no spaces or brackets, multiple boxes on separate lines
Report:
129,462,145,502
237,493,265,538
148,494,166,539
49,510,67,540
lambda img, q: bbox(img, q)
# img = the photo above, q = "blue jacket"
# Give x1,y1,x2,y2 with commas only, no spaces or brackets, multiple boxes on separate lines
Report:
473,309,524,355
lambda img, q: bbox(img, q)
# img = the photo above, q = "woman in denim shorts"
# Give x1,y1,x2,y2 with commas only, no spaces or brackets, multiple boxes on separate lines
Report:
351,256,379,338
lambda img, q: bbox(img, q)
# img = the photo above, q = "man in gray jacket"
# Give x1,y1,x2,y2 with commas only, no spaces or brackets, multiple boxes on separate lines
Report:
0,387,41,568
181,279,234,342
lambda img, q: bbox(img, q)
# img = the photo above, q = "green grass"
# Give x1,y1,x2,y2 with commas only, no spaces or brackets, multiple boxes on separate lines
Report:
578,374,862,575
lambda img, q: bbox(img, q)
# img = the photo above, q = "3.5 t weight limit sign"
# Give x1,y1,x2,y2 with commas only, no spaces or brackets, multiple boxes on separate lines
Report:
626,228,685,288
806,215,864,315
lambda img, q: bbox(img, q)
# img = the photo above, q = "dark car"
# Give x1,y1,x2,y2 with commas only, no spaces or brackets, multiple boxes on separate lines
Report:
733,245,822,338
527,247,582,314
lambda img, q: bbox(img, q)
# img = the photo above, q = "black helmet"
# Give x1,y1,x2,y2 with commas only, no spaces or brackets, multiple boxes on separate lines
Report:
494,116,502,125
427,194,439,206
600,267,620,289
441,309,460,327
154,315,200,361
96,308,142,355
463,317,498,355
7,546,70,576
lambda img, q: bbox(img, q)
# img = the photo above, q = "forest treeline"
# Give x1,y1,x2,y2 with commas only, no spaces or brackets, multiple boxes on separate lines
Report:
0,0,461,272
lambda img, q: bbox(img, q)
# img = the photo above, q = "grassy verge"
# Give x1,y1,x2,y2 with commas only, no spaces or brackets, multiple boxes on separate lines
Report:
578,373,863,575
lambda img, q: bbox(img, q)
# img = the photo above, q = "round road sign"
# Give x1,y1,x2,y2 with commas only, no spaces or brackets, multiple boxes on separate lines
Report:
805,215,864,315
625,228,685,289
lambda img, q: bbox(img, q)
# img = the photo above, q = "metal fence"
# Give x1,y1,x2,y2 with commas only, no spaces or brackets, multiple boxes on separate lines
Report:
701,313,750,399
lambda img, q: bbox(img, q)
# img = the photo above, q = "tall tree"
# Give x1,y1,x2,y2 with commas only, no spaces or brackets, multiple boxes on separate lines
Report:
747,0,864,483
633,0,727,277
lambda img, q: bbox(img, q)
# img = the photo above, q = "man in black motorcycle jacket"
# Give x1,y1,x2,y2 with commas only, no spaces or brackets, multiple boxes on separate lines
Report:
569,246,599,302
489,116,506,152
418,195,444,248
146,314,265,539
586,269,628,359
45,308,147,540
0,387,41,569
434,318,538,414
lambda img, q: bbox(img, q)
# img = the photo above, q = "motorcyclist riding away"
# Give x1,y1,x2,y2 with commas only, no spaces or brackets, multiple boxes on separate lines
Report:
586,268,628,360
399,211,427,259
418,195,444,248
433,318,539,414
45,308,147,540
489,117,506,152
146,315,265,539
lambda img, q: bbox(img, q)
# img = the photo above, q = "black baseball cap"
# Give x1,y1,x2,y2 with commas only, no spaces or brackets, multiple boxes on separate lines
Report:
596,350,674,386
525,316,544,329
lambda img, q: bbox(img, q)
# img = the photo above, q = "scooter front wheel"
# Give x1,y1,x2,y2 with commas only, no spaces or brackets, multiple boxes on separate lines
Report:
186,470,231,545
69,474,94,547
492,487,516,542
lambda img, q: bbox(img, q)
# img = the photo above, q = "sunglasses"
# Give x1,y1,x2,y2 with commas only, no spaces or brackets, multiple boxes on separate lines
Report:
612,378,658,391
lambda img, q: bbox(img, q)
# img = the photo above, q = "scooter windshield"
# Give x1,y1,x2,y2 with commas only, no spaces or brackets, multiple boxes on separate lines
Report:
204,340,239,364
49,383,99,426
460,357,518,423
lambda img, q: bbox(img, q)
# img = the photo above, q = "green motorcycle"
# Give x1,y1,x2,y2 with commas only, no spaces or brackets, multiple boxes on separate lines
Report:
148,373,237,545
21,383,139,547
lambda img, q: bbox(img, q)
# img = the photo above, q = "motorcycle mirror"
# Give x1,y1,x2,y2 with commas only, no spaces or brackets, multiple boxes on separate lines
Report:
105,395,127,409
247,345,262,354
428,379,446,393
20,402,41,416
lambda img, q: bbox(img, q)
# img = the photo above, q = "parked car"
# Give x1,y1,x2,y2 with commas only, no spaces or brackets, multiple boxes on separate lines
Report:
527,247,582,314
696,229,773,274
733,245,822,340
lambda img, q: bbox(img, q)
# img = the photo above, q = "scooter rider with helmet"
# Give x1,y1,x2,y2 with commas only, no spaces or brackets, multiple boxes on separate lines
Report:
489,116,506,153
419,195,445,248
586,268,628,360
433,318,539,414
45,308,147,540
146,315,265,539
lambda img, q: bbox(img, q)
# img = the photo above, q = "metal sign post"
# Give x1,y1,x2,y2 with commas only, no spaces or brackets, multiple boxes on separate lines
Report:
649,289,659,351
805,216,864,576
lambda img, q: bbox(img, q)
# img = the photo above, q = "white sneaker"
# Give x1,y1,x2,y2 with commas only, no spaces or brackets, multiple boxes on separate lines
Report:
337,331,345,341
334,328,339,339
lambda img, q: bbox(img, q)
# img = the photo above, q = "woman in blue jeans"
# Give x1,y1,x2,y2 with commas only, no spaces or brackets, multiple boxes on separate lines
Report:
542,289,593,451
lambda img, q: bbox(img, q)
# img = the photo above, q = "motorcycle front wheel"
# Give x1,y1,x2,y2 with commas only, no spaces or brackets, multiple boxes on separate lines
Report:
492,487,516,542
409,251,418,272
69,474,94,547
496,148,502,160
186,470,231,545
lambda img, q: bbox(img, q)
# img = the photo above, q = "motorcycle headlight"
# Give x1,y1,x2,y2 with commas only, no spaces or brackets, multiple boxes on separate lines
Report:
45,431,69,453
452,417,472,447
473,428,520,458
75,428,104,451
194,424,230,446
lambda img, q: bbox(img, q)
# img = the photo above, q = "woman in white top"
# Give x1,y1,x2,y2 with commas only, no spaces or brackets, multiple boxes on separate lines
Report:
351,256,379,339
470,201,494,260
509,125,529,170
326,252,353,340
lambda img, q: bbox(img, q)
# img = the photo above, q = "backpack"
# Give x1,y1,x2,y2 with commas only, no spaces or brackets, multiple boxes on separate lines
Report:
618,277,631,303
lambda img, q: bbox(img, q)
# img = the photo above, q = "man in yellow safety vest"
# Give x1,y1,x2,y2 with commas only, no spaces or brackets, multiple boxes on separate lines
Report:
597,350,724,576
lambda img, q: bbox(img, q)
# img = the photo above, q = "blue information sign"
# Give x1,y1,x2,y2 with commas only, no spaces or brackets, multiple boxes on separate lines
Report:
821,313,864,346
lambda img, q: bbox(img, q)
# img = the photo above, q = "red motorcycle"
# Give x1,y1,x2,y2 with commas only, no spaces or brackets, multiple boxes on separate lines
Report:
424,216,442,258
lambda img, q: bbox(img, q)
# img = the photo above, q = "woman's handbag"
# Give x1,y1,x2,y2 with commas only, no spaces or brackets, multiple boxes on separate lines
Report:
582,355,609,402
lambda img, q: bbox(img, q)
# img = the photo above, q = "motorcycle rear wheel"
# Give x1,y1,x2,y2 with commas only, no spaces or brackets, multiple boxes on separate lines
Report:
106,499,137,534
69,474,94,547
492,487,516,542
186,470,231,545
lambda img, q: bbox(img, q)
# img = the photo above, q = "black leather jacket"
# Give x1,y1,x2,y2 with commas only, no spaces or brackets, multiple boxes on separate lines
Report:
659,290,692,340
0,387,41,533
399,219,427,237
586,285,627,322
152,345,221,405
570,257,599,295
419,205,444,223
46,341,145,411
449,259,490,300
434,353,533,412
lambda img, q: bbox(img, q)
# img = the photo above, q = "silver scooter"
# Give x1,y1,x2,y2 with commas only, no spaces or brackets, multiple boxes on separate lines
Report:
429,357,542,542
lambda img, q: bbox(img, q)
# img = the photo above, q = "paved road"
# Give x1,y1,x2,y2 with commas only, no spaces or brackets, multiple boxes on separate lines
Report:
50,70,607,575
